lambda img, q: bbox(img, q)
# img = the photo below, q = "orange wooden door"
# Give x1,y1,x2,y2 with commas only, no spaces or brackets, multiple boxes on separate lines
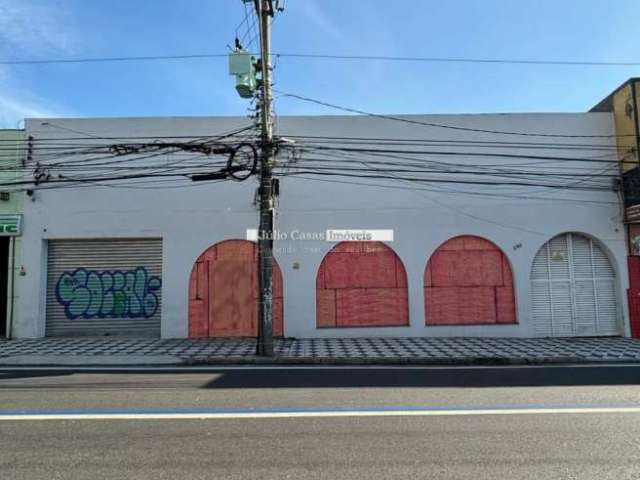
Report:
210,256,256,336
188,240,284,337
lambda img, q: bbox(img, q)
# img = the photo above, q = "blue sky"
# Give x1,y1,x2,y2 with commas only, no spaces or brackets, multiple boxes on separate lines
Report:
0,0,639,127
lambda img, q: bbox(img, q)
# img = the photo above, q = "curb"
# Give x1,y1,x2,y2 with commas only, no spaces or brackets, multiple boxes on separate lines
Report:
1,355,638,367
183,355,640,366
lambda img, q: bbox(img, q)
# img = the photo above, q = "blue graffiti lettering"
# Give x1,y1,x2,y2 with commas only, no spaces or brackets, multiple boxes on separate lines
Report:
55,267,162,320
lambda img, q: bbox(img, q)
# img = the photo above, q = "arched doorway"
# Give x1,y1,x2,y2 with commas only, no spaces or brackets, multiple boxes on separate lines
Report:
188,240,284,337
424,235,516,325
531,233,619,337
316,241,408,328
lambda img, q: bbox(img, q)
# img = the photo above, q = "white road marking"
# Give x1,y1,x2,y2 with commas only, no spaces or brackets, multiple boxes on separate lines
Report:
2,406,640,421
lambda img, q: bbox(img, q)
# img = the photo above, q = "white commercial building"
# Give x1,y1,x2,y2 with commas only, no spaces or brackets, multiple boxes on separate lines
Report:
14,111,629,339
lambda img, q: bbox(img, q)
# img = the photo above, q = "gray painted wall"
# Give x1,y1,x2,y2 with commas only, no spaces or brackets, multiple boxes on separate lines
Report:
18,113,628,338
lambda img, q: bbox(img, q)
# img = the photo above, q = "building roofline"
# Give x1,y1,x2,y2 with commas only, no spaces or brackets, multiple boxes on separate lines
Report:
590,77,640,112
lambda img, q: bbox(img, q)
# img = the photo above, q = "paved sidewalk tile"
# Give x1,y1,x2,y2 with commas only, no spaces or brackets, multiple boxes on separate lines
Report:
2,337,640,365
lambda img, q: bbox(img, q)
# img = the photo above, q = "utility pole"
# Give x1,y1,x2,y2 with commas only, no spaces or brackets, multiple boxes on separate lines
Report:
255,0,275,356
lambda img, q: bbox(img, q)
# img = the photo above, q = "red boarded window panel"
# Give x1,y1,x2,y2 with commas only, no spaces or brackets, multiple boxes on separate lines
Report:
628,256,640,338
424,235,516,325
316,241,409,328
188,240,284,338
628,287,640,338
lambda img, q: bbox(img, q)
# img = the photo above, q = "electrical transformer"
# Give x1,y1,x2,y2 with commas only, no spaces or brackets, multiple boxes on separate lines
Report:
229,49,258,98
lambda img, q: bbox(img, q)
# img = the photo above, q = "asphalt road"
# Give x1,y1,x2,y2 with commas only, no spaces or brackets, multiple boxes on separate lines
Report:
1,365,640,479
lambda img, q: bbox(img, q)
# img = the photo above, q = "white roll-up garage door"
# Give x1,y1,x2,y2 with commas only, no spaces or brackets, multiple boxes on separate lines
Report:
531,233,619,337
46,238,162,337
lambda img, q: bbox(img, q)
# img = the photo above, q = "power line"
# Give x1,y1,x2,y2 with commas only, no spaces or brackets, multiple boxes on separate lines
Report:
277,90,636,138
12,131,618,189
0,169,228,189
274,53,640,67
0,131,622,149
3,52,640,67
356,158,553,237
292,147,617,193
23,124,258,143
298,144,626,164
292,149,619,188
297,144,619,169
0,125,261,188
279,134,625,150
288,159,617,178
279,165,613,190
285,175,619,206
27,125,258,163
0,133,258,144
0,54,229,65
275,169,614,191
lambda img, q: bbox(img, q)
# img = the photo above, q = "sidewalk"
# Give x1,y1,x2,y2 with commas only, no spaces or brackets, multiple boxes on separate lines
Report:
2,336,640,366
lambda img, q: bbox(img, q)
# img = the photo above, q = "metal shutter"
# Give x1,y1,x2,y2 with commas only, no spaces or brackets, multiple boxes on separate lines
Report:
46,238,162,337
531,233,620,337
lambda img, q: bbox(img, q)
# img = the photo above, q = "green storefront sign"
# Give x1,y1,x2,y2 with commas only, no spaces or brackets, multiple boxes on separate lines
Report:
0,215,22,236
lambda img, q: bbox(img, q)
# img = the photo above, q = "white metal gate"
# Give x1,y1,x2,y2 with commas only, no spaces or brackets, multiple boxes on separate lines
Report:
531,233,619,337
46,238,162,337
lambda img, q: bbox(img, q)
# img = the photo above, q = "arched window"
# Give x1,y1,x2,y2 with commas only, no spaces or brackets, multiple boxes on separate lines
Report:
316,241,408,327
188,240,284,337
424,235,516,325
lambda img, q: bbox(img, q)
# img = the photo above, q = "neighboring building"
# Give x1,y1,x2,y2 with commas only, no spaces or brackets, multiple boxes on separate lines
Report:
0,130,25,338
592,78,640,337
14,88,630,339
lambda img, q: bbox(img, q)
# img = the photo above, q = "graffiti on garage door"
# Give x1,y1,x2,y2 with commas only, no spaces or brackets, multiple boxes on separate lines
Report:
55,267,162,319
